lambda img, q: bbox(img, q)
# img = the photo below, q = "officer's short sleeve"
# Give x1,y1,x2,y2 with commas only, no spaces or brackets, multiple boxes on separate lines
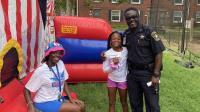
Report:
148,28,165,54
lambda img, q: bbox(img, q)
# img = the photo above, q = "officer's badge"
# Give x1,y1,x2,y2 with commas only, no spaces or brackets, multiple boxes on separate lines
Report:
151,31,160,41
139,35,145,39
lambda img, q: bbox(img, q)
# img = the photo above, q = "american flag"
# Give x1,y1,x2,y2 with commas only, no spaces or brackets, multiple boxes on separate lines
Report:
0,0,47,79
46,0,54,16
45,0,55,41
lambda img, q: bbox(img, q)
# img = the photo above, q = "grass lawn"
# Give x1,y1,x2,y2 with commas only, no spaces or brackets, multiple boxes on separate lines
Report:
69,51,200,112
111,23,128,31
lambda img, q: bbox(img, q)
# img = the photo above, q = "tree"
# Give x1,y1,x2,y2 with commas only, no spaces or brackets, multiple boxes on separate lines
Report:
54,0,66,15
84,0,128,9
54,0,76,16
66,0,77,16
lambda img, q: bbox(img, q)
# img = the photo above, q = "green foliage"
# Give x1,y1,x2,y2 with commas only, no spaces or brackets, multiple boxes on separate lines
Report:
54,0,67,15
84,0,104,8
69,51,200,112
111,23,128,31
68,0,77,9
54,0,77,15
84,0,93,8
84,0,128,9
118,0,129,3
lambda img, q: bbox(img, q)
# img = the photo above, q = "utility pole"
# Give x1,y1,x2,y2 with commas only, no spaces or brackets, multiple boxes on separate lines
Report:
155,0,160,31
66,0,71,15
181,0,188,54
76,0,79,16
149,0,160,30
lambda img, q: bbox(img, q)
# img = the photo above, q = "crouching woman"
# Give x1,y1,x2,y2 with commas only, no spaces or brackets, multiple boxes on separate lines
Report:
24,42,85,112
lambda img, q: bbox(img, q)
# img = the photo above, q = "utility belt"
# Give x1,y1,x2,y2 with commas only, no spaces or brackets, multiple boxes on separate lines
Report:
128,63,154,71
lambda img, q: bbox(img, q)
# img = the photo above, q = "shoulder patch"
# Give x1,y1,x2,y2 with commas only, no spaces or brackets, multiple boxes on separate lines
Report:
151,31,160,41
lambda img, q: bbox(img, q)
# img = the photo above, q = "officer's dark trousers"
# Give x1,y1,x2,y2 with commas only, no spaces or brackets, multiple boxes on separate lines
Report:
127,69,160,112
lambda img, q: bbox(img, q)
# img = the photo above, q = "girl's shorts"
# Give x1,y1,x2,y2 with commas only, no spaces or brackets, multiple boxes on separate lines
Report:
107,78,127,89
34,97,69,112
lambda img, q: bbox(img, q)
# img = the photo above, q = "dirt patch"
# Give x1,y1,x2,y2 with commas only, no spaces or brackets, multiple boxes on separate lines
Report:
188,39,200,55
162,38,200,55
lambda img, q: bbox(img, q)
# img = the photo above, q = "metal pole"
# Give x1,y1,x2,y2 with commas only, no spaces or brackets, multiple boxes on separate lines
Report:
189,18,194,42
181,0,188,54
155,0,160,31
76,0,79,16
149,0,153,26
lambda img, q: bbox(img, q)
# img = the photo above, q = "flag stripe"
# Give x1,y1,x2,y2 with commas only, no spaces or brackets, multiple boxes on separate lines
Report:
30,0,36,70
8,0,17,40
16,0,22,46
34,0,40,68
0,0,45,77
0,2,6,50
26,0,32,73
1,0,12,41
21,0,28,76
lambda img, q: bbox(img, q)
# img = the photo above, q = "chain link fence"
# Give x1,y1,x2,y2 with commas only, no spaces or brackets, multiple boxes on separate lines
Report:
149,0,200,66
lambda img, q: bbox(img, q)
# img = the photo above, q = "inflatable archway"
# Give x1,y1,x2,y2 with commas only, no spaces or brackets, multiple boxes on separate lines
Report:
0,39,23,87
0,0,46,111
0,0,46,86
54,16,112,82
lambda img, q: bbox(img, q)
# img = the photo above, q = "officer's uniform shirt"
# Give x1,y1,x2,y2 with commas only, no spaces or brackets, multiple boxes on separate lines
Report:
124,25,165,65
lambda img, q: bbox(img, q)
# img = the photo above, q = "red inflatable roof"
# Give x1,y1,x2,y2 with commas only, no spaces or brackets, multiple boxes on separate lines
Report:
54,16,112,40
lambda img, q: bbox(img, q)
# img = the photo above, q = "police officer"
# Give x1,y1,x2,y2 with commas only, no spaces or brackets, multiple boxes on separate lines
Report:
123,7,165,112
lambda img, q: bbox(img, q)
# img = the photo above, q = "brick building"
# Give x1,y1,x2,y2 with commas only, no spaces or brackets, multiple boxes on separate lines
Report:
77,0,200,27
150,0,200,26
78,0,151,25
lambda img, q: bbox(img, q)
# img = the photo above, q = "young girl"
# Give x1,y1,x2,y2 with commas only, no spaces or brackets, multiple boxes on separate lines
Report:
103,31,129,112
24,42,85,112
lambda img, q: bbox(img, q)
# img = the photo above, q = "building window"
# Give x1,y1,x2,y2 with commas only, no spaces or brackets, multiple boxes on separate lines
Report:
111,10,121,22
174,0,183,5
93,9,101,17
112,0,119,3
173,11,182,23
198,0,200,5
196,12,200,23
131,0,141,4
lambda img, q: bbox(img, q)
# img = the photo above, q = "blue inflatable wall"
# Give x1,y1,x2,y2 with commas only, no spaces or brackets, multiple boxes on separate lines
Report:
57,38,107,63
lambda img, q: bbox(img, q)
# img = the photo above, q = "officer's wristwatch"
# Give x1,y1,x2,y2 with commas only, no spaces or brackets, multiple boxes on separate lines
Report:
153,71,160,77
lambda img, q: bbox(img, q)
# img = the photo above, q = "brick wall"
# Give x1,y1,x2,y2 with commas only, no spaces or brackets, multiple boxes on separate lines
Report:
78,0,151,24
77,0,200,26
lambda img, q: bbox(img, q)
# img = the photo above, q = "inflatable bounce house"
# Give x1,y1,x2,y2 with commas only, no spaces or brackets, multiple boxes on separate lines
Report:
0,0,111,111
54,16,111,82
